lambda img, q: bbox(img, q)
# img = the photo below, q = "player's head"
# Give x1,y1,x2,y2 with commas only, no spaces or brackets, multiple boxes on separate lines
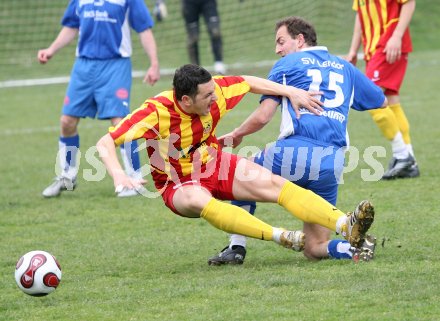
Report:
173,64,217,116
274,16,318,57
173,64,212,100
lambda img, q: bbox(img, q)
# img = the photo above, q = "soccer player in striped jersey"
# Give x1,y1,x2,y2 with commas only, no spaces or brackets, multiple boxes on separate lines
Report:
97,64,377,261
346,0,419,179
38,0,160,198
208,16,386,265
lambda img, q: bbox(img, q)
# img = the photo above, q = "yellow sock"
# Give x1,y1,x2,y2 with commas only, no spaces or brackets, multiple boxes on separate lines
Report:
389,103,411,144
368,107,400,140
201,198,273,241
277,181,345,231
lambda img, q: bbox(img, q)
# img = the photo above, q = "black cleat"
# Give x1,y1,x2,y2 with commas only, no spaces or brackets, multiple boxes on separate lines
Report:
382,155,418,180
208,246,246,266
407,163,420,178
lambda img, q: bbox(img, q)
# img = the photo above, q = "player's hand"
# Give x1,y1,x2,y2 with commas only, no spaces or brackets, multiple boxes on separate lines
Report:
143,65,160,85
113,172,147,193
345,51,358,66
384,35,402,64
287,88,323,119
37,48,54,64
217,129,243,148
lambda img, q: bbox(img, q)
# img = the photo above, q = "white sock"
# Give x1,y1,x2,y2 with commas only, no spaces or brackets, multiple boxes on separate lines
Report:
58,141,78,180
337,242,353,257
391,132,409,159
335,215,347,236
271,228,284,244
406,144,415,158
229,234,247,248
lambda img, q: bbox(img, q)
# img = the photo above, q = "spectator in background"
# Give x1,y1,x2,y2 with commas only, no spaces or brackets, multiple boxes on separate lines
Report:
181,0,226,74
38,0,160,198
346,0,419,180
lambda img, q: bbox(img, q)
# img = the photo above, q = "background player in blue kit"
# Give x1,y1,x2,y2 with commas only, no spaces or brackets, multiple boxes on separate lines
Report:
38,0,160,198
208,16,387,265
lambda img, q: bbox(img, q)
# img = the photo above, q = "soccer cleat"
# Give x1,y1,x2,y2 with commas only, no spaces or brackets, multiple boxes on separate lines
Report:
208,246,246,266
153,0,167,22
279,230,305,252
382,155,417,180
351,234,377,262
407,163,420,178
343,200,375,248
116,186,139,198
214,61,226,75
42,176,76,198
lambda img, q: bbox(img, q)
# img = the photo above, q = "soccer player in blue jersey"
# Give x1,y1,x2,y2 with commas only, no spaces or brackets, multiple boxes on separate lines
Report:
208,16,387,265
38,0,160,198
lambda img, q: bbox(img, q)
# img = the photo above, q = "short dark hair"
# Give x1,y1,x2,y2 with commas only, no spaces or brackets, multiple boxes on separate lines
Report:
173,64,213,100
275,16,317,46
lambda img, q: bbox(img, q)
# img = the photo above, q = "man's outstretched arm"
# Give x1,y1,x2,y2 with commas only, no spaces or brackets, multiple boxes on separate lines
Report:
96,134,145,191
218,98,278,148
242,75,323,118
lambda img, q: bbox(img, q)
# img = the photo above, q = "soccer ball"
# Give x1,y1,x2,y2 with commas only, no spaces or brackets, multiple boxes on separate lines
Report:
14,250,62,296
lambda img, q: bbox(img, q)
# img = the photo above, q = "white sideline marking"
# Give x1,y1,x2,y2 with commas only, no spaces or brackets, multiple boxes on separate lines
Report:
1,61,277,135
2,123,105,136
0,76,71,88
0,62,276,89
3,54,438,89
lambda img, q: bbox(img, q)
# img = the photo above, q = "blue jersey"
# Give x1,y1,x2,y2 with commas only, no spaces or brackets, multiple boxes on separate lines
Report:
262,46,385,147
62,0,154,59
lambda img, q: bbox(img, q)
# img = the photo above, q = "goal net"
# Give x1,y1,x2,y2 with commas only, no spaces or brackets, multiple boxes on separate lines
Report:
0,0,354,82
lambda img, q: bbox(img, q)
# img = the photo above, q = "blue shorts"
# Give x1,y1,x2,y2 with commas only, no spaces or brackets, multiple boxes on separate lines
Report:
253,135,345,205
62,58,132,120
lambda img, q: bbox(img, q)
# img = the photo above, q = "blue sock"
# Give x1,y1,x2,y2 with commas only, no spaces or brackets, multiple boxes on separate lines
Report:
327,239,353,259
59,135,79,171
231,200,256,215
120,140,141,172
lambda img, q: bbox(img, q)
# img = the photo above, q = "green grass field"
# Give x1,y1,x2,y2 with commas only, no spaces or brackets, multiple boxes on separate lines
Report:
1,49,440,320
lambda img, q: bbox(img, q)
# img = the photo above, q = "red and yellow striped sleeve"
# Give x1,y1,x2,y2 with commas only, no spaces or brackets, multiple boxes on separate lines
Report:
109,101,160,146
213,76,250,113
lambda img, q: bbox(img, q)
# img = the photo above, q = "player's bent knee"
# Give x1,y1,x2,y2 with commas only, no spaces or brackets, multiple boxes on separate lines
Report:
173,188,210,216
208,19,220,37
187,24,199,45
60,115,78,136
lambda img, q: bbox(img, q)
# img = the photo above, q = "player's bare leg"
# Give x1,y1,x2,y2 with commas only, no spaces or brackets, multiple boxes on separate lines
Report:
302,223,332,260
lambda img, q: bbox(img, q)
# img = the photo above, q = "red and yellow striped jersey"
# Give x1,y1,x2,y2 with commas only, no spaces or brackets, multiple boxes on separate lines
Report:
353,0,412,60
109,76,250,190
